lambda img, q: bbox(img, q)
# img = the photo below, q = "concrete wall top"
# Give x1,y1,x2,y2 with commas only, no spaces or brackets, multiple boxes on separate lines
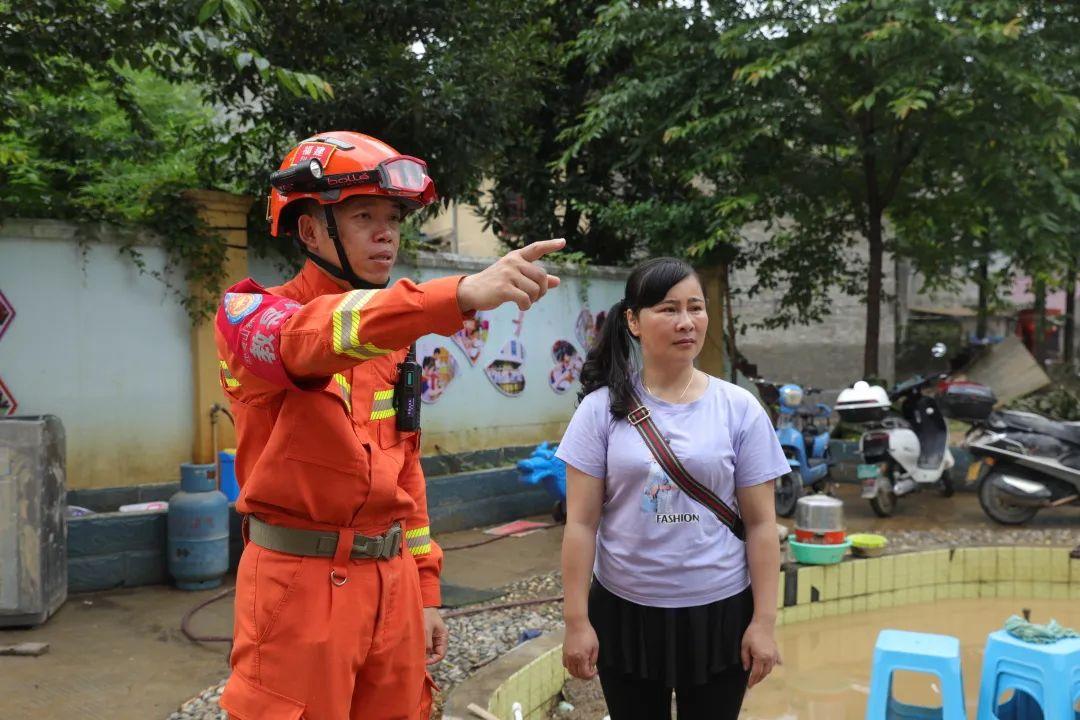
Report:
408,250,632,280
1,218,158,247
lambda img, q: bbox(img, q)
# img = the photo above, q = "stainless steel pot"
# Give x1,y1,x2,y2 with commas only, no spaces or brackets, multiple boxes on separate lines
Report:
794,494,844,532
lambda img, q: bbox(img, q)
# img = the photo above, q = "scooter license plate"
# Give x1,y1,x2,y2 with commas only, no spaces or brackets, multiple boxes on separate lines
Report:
966,460,982,483
856,463,881,480
861,477,879,498
858,464,881,498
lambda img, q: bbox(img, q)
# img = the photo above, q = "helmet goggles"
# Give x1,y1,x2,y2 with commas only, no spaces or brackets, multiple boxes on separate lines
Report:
270,154,434,205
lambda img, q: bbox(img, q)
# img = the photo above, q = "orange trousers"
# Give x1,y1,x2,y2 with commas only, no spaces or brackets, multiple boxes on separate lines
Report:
220,542,435,720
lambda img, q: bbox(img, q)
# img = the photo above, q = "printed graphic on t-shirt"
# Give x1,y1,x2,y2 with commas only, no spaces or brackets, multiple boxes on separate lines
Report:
639,462,699,523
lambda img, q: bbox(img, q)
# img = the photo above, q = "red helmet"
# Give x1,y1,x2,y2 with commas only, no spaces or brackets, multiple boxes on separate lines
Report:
266,131,438,237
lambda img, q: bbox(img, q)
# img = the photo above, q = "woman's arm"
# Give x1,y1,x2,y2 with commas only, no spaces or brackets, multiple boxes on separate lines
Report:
735,480,783,688
561,464,604,679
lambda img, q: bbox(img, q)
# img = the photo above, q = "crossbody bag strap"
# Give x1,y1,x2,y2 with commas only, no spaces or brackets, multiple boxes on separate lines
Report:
627,389,746,542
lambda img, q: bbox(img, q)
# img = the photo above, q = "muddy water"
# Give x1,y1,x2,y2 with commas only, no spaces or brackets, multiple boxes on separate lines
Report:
740,598,1080,720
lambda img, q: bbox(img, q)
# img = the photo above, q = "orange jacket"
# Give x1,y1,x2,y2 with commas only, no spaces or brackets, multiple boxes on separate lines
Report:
214,261,467,607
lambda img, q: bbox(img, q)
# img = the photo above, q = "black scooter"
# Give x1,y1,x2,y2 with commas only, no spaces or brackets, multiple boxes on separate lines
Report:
966,410,1080,524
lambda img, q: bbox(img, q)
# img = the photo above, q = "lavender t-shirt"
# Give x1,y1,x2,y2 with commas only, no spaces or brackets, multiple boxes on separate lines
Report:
555,375,789,608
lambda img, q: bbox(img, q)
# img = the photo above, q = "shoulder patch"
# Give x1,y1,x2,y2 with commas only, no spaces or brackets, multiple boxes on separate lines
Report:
224,293,263,324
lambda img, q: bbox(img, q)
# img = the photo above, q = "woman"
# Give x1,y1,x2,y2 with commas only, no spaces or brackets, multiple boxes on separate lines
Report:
556,258,788,720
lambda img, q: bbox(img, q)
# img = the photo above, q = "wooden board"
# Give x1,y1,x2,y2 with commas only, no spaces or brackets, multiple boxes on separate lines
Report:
963,336,1051,405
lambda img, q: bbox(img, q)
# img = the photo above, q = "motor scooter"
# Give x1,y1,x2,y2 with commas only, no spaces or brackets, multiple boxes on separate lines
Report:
838,373,956,517
965,409,1080,524
755,380,834,517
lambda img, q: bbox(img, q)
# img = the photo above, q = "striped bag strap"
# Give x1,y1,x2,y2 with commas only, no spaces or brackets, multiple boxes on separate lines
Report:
627,390,746,542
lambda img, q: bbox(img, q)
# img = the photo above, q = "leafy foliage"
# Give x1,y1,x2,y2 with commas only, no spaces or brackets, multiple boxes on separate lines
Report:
192,0,554,256
556,0,1080,375
3,0,1079,342
0,0,329,319
1,68,211,221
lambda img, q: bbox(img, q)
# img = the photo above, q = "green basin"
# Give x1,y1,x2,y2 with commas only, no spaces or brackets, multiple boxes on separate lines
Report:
789,538,851,565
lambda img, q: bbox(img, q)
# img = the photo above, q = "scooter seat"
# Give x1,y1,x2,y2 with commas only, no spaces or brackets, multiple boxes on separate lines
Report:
993,410,1080,447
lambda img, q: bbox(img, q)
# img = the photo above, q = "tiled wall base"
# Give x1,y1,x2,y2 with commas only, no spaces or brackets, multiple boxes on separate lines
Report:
444,546,1080,720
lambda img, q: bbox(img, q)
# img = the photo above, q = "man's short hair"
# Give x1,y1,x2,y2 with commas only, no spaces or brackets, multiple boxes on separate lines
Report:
279,199,322,237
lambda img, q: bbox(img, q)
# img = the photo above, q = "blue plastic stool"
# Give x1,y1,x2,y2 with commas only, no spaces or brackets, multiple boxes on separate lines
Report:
867,630,968,719
976,629,1080,720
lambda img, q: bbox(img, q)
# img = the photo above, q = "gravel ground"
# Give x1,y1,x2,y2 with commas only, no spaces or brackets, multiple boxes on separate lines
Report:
169,682,226,720
165,528,1077,719
433,571,565,690
873,527,1078,553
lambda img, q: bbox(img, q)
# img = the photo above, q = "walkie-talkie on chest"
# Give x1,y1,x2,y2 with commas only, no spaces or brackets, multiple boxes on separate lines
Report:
395,345,422,431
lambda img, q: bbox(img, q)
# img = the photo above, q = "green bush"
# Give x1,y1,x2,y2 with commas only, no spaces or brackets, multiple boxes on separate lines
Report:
1,66,213,223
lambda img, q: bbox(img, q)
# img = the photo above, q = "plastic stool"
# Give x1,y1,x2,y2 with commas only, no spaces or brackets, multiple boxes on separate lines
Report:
976,629,1080,720
867,630,968,719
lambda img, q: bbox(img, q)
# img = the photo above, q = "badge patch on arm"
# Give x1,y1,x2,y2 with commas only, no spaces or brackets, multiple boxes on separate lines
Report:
217,279,307,389
224,293,263,324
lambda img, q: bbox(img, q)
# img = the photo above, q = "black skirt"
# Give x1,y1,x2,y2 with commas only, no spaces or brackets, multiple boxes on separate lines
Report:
588,578,754,687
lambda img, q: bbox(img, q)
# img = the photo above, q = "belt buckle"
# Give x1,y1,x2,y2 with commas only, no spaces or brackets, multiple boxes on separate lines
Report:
384,524,402,558
353,533,383,559
353,524,402,560
628,405,651,426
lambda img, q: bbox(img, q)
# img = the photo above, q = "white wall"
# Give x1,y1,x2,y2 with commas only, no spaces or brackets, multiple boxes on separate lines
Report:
0,220,195,489
1,214,903,490
250,251,629,454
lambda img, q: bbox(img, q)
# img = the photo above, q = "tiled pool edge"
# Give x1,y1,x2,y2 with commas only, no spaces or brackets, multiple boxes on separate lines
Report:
442,546,1080,720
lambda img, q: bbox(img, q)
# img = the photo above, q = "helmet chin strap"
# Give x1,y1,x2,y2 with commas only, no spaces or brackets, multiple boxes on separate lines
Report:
299,205,389,291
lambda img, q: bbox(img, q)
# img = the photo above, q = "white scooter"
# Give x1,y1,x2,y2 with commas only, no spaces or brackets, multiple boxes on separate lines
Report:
838,373,956,517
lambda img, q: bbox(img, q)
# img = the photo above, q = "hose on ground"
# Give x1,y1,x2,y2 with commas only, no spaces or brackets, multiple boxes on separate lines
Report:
442,595,563,619
181,587,235,644
441,523,558,552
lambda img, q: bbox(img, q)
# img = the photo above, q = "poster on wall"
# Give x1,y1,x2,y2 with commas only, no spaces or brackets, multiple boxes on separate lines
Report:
452,311,490,366
416,337,458,404
0,376,16,416
548,340,584,395
575,308,607,353
485,311,526,397
0,290,14,343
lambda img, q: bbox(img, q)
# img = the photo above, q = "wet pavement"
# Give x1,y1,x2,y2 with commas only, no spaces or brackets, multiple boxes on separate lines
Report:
0,582,234,720
0,487,1074,719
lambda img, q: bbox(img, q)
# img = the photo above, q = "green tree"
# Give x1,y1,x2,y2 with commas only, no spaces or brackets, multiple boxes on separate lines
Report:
473,0,640,265
0,0,547,314
183,0,552,251
561,0,1080,376
0,0,334,318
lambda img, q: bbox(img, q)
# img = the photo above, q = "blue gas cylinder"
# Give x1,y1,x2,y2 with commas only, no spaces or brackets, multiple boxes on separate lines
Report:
167,463,229,590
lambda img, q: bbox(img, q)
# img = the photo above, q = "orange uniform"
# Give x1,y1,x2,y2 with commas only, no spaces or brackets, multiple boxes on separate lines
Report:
215,261,466,719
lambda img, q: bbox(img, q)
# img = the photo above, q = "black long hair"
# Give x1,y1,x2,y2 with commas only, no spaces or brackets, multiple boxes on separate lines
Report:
578,257,699,418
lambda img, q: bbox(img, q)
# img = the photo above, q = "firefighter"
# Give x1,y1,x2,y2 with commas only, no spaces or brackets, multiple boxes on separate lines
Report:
216,131,563,719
